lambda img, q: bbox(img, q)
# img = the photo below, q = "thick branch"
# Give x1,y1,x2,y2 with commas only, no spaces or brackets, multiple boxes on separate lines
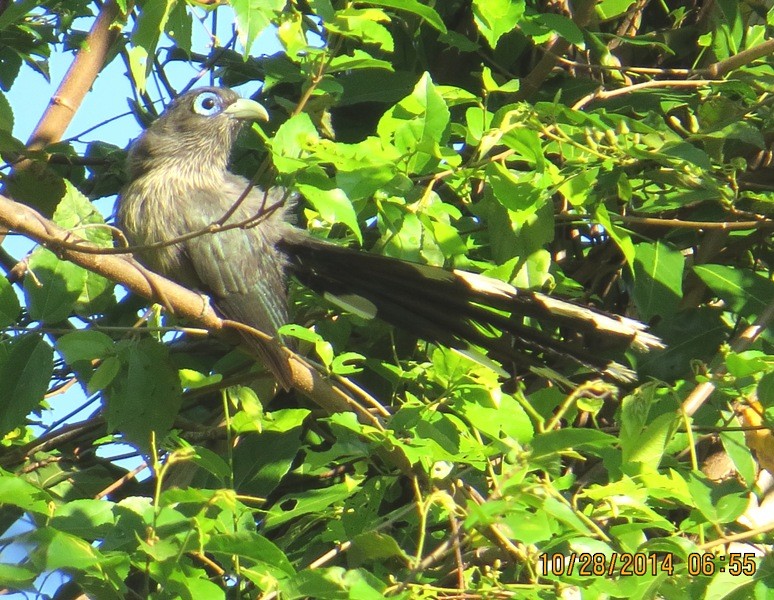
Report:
0,194,359,417
26,1,127,151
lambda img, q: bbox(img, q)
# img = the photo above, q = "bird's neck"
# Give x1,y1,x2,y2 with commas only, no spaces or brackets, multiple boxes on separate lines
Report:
127,129,232,188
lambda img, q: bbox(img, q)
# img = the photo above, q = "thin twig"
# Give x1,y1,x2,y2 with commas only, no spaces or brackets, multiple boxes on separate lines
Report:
573,79,719,110
555,212,774,231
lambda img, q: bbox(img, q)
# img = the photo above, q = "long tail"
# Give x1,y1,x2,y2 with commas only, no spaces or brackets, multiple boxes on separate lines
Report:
280,232,664,383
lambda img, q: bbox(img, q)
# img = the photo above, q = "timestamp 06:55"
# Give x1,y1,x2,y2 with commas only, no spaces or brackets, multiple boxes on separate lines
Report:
538,552,758,577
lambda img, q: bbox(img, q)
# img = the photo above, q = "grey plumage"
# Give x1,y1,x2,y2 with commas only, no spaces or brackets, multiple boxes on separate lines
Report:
116,86,663,388
118,88,295,388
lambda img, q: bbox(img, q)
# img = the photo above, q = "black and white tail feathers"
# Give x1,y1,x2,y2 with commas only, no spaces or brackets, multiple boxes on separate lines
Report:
280,231,664,383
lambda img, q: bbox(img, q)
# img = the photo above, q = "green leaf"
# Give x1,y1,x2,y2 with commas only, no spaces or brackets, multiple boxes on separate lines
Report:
165,0,192,54
0,92,13,132
328,49,393,73
87,356,121,394
661,141,712,170
270,112,319,174
206,531,295,576
349,532,407,566
595,204,635,271
535,13,584,46
0,473,52,514
52,498,116,536
265,481,357,529
39,529,101,571
633,241,685,319
360,0,447,33
0,564,36,588
725,350,768,378
621,412,679,467
25,182,113,321
486,162,545,213
720,412,758,486
328,7,394,52
57,330,115,364
694,264,772,320
455,388,534,444
377,72,449,174
473,0,525,49
296,169,363,243
685,472,747,523
500,124,545,169
338,70,417,105
543,497,594,534
0,334,54,435
330,351,365,375
0,0,40,31
759,372,774,407
24,248,86,323
187,446,232,482
531,429,618,458
105,338,182,448
178,368,222,390
130,0,176,92
559,167,600,207
638,308,726,380
597,0,638,20
233,427,304,497
0,276,20,327
281,567,387,599
232,0,285,56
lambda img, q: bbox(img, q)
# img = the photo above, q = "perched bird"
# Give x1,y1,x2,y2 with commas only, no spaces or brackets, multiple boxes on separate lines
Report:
116,87,662,389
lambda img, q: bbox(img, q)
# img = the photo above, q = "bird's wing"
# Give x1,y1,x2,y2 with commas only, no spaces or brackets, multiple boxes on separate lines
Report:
183,188,293,388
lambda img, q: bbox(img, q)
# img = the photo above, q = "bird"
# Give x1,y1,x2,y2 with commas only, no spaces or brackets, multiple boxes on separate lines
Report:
116,86,663,390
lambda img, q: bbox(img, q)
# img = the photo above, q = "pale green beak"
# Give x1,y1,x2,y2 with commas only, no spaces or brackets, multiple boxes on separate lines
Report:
224,98,270,122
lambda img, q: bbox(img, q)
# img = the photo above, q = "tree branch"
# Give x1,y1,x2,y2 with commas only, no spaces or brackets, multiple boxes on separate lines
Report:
26,0,128,152
0,193,367,419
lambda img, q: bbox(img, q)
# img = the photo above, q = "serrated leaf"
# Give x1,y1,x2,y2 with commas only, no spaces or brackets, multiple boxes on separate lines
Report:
0,91,13,131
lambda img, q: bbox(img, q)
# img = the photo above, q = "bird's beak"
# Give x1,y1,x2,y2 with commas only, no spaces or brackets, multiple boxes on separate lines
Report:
224,98,270,122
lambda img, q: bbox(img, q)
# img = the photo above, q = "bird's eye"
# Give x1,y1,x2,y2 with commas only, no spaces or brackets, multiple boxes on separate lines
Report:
192,91,223,116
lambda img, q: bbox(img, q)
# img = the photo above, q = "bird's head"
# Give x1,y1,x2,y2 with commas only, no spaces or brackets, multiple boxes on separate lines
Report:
127,87,269,180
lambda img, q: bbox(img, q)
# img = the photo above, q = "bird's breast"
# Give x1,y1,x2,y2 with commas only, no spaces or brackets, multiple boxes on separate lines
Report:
116,175,205,290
